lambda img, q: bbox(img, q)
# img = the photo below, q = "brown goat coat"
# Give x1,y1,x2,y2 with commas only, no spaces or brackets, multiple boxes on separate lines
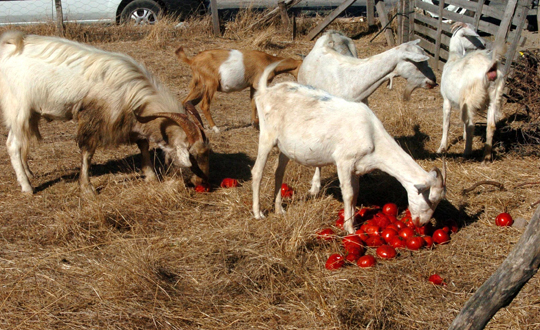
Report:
176,47,302,131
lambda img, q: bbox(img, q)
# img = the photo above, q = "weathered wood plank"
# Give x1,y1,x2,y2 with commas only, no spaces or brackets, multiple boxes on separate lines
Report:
478,20,502,36
210,0,220,36
473,0,486,28
495,0,518,45
375,0,395,46
448,205,540,330
307,0,357,40
503,1,530,75
433,0,446,68
367,0,375,26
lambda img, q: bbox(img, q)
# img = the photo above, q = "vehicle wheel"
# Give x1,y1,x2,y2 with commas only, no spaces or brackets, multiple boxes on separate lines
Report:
120,0,162,25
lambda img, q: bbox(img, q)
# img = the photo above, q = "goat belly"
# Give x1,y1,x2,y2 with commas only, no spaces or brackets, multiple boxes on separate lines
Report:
277,141,333,166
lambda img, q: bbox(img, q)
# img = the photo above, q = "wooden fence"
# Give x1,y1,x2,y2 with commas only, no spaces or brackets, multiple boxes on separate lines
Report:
398,0,533,73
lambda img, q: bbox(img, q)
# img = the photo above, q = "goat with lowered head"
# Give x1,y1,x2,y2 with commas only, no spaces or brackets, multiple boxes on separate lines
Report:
298,31,439,196
0,31,210,194
176,47,302,133
437,22,505,161
252,62,446,234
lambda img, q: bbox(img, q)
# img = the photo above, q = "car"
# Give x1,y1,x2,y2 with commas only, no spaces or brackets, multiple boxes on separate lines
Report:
0,0,205,26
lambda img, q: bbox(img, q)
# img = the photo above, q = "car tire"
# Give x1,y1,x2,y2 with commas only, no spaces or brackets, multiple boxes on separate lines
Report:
120,0,162,25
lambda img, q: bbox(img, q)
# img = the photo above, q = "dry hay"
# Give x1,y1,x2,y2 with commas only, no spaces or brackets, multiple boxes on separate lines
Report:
1,12,540,330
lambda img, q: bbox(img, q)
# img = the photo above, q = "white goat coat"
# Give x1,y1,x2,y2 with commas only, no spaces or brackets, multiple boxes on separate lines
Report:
252,64,445,234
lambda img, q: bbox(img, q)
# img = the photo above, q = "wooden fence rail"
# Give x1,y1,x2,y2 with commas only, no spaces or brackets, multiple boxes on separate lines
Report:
399,0,533,72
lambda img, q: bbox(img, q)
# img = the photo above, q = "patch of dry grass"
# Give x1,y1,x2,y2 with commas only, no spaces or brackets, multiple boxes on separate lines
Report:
1,12,540,330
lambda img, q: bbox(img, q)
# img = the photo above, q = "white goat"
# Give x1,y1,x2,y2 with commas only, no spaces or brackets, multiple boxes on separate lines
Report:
252,62,446,234
299,31,438,196
298,31,438,103
0,31,210,194
437,22,504,161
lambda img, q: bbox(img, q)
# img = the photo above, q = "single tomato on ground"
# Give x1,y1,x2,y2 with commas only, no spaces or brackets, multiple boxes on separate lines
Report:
357,255,377,268
376,245,397,259
495,212,513,227
220,178,238,188
281,183,294,198
325,254,345,270
406,236,425,251
432,229,450,245
428,274,446,286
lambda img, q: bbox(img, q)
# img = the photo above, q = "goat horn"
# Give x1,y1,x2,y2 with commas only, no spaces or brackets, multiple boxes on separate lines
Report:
136,112,202,146
184,101,205,132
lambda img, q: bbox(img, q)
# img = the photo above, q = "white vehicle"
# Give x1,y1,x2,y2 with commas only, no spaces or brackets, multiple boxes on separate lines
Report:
0,0,204,26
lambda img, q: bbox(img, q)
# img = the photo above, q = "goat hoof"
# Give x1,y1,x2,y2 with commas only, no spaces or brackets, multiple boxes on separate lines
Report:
254,212,265,219
211,126,220,133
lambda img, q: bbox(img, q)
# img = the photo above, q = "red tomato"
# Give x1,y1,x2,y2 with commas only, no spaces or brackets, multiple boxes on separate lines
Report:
406,236,425,251
342,234,364,249
345,249,363,262
220,178,238,188
376,245,397,259
381,228,398,243
338,208,345,220
495,213,513,227
316,228,335,241
364,225,381,237
386,223,399,232
428,274,446,286
355,207,369,218
281,183,294,198
441,226,451,233
382,203,399,217
398,227,415,240
335,217,344,230
357,232,370,243
423,236,434,248
444,219,459,233
386,215,398,223
389,236,407,249
432,229,450,245
416,223,433,236
195,184,210,192
372,213,392,228
365,236,385,247
395,221,406,230
402,216,416,229
325,254,345,270
357,255,376,268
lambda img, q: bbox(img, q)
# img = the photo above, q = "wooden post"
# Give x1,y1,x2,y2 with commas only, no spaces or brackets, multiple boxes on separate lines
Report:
494,0,518,46
448,205,540,330
375,0,395,46
306,0,357,40
397,0,403,44
433,0,446,70
502,1,531,76
367,0,375,26
278,0,290,31
54,0,64,37
401,0,410,43
210,0,220,36
408,0,415,41
473,0,486,29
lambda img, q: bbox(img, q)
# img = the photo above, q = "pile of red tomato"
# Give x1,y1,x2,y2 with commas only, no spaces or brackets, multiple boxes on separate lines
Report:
319,203,458,271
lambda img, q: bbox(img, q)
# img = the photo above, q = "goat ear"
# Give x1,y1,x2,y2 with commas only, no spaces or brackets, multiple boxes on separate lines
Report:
404,52,430,63
408,39,421,45
415,184,429,195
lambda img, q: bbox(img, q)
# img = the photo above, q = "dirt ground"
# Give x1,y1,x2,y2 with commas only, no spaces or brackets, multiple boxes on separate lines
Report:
1,17,540,330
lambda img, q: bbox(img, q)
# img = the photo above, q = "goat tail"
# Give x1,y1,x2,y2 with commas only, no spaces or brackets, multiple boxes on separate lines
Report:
175,46,192,65
257,61,282,95
486,42,507,82
0,30,25,56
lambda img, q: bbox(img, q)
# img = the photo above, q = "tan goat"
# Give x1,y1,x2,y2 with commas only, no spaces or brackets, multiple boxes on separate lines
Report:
176,47,302,132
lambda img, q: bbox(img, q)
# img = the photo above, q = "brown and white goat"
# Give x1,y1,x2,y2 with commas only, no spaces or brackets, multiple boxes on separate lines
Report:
0,31,210,194
176,47,302,132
